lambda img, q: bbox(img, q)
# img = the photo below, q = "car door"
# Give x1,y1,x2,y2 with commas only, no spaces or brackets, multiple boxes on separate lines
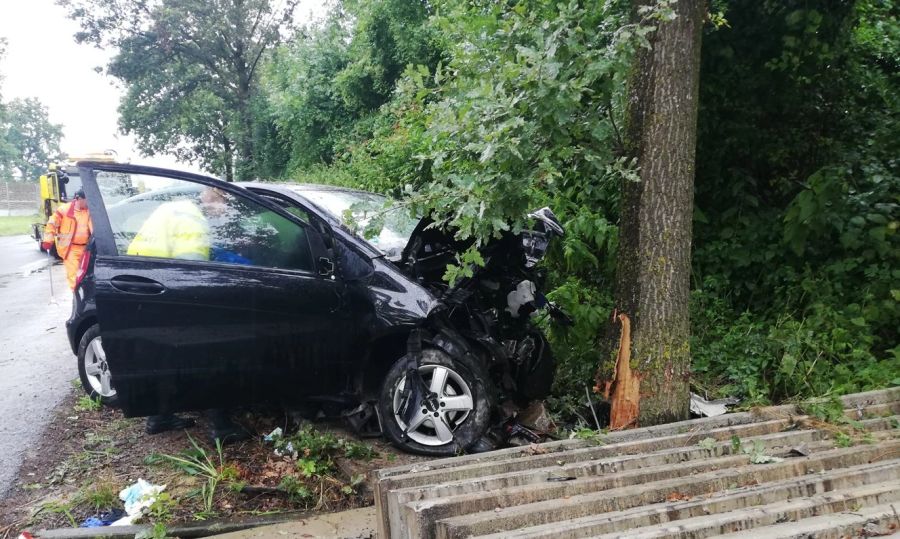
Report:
80,163,350,417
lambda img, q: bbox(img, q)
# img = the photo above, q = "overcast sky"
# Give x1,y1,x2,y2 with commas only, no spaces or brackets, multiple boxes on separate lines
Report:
0,0,328,176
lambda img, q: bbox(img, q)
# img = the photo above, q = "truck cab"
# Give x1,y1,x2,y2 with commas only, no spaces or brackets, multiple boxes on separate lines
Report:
32,153,116,255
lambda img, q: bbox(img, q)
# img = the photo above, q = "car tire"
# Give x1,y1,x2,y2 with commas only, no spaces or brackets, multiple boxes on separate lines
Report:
77,324,119,406
378,348,493,456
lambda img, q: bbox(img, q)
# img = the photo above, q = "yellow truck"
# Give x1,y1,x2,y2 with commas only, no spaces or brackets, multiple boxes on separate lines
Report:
32,153,117,255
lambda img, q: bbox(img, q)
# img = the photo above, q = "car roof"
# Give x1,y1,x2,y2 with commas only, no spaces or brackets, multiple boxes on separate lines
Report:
241,181,385,197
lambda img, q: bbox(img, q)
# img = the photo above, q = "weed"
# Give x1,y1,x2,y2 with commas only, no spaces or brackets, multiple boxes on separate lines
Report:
833,431,857,447
278,474,313,503
570,427,606,444
144,452,166,466
81,480,118,511
698,437,717,450
799,396,847,424
160,435,235,514
274,426,379,476
146,491,178,521
74,395,102,412
343,440,377,460
742,439,783,464
297,458,321,477
730,435,742,453
32,500,76,527
70,378,82,389
341,474,366,495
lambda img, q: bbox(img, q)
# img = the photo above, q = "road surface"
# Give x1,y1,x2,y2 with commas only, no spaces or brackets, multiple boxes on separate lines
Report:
0,235,74,497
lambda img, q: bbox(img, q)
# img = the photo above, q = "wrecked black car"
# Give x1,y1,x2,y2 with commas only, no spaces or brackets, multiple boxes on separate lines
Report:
68,162,567,455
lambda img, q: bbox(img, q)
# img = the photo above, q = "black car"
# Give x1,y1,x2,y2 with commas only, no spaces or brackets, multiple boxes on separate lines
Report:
68,162,565,455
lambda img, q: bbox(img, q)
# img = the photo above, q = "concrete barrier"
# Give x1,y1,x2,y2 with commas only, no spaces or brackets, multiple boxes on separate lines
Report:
372,388,900,539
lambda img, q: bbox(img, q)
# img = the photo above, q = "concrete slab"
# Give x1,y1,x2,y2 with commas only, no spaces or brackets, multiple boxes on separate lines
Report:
705,502,900,538
591,481,900,538
476,459,900,539
208,506,376,539
371,389,900,539
431,440,900,539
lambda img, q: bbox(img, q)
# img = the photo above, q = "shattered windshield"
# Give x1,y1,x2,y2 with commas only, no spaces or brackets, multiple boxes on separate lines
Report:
288,187,418,260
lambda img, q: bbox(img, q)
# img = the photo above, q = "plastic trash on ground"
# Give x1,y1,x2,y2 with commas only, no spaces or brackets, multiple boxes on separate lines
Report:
111,478,166,526
80,509,126,527
264,427,283,441
690,392,739,417
275,441,297,459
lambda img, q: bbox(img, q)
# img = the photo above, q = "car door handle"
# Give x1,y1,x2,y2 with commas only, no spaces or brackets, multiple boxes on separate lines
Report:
110,275,166,295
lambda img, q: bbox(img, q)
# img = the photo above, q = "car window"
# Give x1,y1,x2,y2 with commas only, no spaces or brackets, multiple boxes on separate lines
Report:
96,171,315,272
287,187,418,260
255,193,313,225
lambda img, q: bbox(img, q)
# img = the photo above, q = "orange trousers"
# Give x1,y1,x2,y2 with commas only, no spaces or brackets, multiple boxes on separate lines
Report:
64,244,87,290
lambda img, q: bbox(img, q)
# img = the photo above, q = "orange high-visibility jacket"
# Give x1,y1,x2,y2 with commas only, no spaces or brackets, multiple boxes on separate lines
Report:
43,201,93,259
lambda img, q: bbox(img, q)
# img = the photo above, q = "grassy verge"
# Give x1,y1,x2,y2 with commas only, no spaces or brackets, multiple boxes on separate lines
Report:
0,384,425,531
0,215,39,237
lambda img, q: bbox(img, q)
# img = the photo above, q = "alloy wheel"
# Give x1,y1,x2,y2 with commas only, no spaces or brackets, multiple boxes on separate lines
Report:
392,364,474,446
83,335,116,398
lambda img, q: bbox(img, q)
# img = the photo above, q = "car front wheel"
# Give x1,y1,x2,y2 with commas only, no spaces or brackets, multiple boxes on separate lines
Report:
77,324,118,406
378,348,492,456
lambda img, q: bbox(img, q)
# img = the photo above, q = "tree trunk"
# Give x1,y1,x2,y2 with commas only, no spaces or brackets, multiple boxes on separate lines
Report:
223,136,234,182
615,0,705,426
235,81,255,181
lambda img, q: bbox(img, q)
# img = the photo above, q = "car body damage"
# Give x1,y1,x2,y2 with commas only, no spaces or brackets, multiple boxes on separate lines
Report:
68,162,567,455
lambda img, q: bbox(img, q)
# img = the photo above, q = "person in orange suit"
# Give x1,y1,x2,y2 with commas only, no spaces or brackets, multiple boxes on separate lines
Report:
41,189,92,290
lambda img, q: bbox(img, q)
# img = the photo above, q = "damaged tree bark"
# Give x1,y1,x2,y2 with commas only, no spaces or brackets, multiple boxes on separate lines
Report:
600,313,640,429
614,0,706,425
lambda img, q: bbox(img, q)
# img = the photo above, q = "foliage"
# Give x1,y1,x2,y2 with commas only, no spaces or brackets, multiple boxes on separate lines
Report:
690,0,899,403
80,479,118,511
160,435,237,515
569,427,606,444
74,395,102,412
271,425,377,476
146,492,179,522
58,0,298,180
263,0,440,180
253,0,900,412
698,437,717,450
0,97,63,181
267,426,376,507
742,439,783,464
278,474,313,503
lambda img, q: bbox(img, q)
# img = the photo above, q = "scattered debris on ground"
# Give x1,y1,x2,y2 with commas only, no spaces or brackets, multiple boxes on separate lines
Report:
0,384,428,537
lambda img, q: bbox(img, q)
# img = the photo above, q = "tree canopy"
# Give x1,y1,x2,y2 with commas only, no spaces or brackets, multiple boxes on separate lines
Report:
0,42,64,182
58,0,299,180
0,98,64,181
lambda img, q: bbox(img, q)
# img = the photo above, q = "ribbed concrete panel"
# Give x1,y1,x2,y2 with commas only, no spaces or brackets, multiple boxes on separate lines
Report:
372,388,900,539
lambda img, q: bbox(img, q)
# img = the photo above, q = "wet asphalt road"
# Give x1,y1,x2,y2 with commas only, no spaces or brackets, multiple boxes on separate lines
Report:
0,235,74,497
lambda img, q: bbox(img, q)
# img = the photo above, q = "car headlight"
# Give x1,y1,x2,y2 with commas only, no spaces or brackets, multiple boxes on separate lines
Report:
521,231,549,268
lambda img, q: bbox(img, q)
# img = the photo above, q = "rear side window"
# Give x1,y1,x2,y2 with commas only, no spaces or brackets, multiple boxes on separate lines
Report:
96,171,315,272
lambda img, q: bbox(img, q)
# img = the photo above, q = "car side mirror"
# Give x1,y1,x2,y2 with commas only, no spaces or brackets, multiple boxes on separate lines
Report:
318,257,335,278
